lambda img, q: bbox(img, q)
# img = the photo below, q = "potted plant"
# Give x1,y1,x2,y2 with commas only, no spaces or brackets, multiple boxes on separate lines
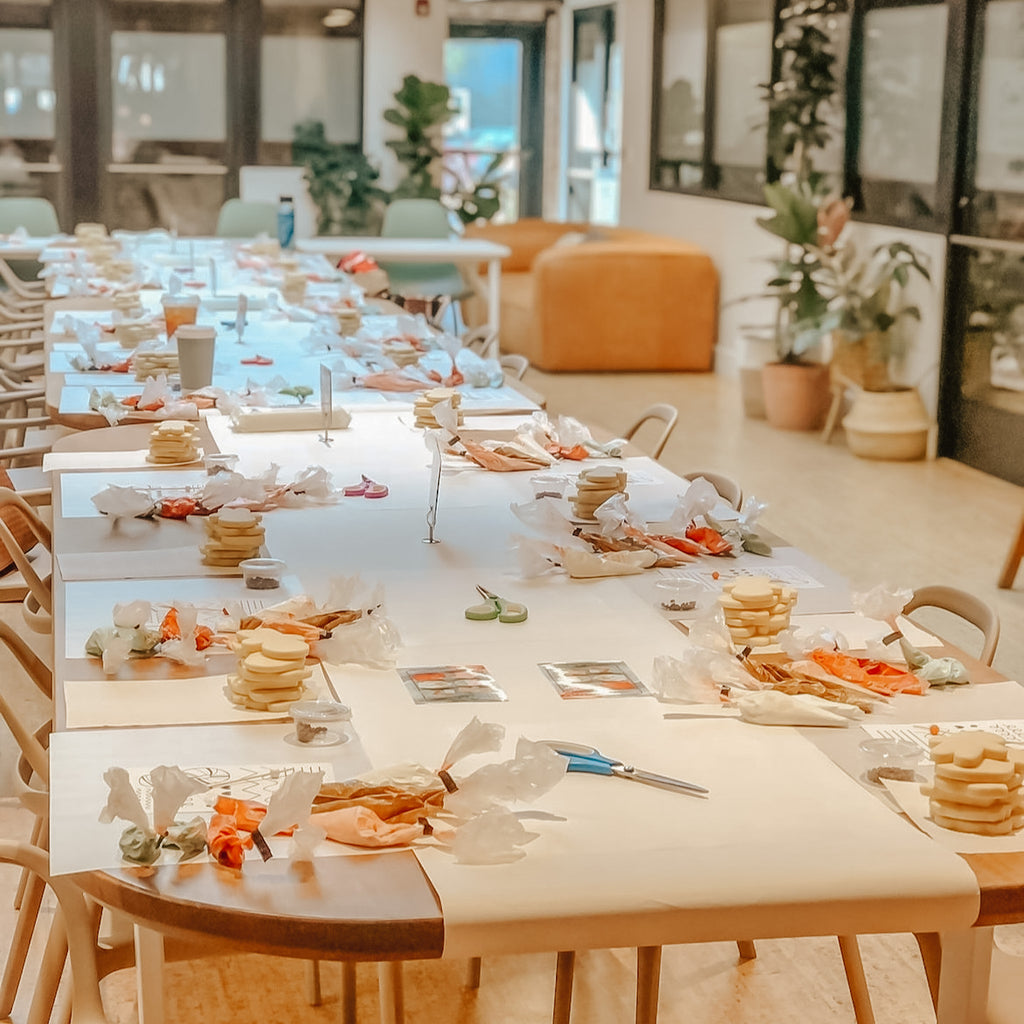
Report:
292,120,388,236
752,5,844,430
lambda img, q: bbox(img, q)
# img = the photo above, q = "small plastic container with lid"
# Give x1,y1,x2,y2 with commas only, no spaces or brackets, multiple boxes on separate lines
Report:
288,700,352,746
239,557,286,590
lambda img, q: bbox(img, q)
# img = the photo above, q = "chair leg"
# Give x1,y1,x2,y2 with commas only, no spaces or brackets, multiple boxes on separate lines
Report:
998,515,1024,589
0,871,44,1015
14,813,43,911
378,961,404,1024
27,905,68,1024
736,939,757,960
837,935,876,1024
821,384,844,443
636,946,662,1024
553,950,575,1024
914,932,942,1013
466,955,482,989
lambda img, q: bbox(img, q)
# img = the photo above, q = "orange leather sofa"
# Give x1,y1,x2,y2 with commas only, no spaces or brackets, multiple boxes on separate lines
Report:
463,219,718,372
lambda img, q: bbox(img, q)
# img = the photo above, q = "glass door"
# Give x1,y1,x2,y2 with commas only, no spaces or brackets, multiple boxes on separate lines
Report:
445,23,544,222
568,4,620,225
106,0,228,233
938,0,1024,484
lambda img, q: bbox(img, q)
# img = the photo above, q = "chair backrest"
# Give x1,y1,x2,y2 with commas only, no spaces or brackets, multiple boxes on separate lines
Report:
683,470,744,511
500,353,529,380
902,585,1000,666
462,325,498,360
622,403,679,460
380,199,453,240
215,199,278,239
0,842,110,1024
0,488,52,615
0,197,60,236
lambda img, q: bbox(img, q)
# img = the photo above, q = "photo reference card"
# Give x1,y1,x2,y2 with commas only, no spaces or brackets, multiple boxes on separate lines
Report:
398,664,508,704
539,660,651,699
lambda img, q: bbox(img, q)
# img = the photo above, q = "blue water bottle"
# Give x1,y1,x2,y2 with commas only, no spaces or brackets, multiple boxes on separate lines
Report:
277,194,295,250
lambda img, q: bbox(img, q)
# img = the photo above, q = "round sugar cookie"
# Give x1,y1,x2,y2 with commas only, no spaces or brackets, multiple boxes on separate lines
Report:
259,634,310,661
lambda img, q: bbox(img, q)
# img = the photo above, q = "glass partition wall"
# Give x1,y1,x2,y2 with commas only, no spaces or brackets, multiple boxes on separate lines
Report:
0,1,60,209
0,0,363,232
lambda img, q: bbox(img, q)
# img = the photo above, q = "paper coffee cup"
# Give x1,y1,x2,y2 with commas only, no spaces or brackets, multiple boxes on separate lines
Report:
175,324,216,391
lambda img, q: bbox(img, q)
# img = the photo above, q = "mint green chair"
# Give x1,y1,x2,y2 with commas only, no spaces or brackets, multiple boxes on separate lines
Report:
215,199,278,238
0,198,60,283
378,199,472,311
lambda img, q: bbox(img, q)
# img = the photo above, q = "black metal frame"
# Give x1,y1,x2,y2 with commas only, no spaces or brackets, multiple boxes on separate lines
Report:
448,20,546,220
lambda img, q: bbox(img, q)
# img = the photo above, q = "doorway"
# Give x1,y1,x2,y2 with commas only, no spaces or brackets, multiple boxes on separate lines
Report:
445,23,545,222
567,4,620,225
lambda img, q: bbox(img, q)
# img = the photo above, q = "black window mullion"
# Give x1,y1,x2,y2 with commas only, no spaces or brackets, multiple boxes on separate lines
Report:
225,0,261,200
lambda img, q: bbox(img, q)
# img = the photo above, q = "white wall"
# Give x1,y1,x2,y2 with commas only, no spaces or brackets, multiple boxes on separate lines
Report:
615,0,948,416
363,0,448,189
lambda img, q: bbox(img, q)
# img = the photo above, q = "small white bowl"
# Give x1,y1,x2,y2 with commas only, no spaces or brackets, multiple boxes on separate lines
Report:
238,557,286,590
288,700,352,746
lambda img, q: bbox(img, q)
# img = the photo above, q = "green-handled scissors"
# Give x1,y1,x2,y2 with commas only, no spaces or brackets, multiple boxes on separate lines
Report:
465,584,528,623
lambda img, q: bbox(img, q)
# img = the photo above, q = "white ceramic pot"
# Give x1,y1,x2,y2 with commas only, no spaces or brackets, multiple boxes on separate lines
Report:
842,387,930,460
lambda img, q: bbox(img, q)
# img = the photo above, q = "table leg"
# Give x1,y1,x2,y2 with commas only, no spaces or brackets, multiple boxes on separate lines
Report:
635,946,662,1024
553,950,575,1024
378,961,404,1024
935,927,993,1024
486,259,501,334
134,924,166,1024
304,960,322,1006
466,956,482,989
341,962,357,1024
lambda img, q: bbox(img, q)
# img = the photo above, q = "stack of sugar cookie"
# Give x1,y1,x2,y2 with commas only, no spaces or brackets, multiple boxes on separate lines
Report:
227,627,313,711
718,576,797,648
414,387,463,429
133,347,179,380
921,730,1024,836
570,467,627,521
201,508,265,567
384,340,420,368
148,420,200,464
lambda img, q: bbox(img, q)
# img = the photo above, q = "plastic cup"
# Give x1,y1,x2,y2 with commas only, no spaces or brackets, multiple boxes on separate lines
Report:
175,324,216,391
161,293,200,338
238,557,286,590
655,579,701,612
858,737,922,786
289,701,351,746
204,452,239,476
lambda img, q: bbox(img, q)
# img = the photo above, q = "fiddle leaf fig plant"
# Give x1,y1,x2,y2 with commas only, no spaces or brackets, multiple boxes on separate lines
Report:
383,75,457,201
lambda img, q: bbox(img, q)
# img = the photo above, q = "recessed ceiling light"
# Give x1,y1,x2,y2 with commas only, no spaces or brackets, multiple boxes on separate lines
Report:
322,8,355,28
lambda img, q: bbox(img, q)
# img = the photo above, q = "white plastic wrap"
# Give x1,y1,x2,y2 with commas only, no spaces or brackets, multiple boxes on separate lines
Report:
450,807,539,865
91,485,156,519
652,651,754,704
778,625,850,659
851,583,914,628
260,768,325,838
150,765,207,834
440,717,506,771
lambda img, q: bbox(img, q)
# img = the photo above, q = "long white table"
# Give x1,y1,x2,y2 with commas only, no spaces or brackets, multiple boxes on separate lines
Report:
42,400,1015,1024
298,236,512,330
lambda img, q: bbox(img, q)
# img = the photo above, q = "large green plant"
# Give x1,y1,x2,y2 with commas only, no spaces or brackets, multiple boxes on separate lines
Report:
292,120,388,236
383,75,456,201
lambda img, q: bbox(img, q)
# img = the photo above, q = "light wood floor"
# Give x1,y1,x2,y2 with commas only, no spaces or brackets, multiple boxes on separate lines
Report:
2,368,1023,1024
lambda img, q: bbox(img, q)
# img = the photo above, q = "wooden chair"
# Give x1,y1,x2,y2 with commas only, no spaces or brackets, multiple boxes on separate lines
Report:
462,325,499,360
0,257,47,300
998,514,1024,590
622,403,679,460
0,488,53,632
902,584,1000,666
683,470,744,511
500,353,529,381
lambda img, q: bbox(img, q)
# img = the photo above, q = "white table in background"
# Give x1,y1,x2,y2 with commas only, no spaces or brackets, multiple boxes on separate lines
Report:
297,236,512,331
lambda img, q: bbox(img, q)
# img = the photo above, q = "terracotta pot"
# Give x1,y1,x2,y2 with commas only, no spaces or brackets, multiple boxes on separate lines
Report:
842,386,930,460
761,361,831,431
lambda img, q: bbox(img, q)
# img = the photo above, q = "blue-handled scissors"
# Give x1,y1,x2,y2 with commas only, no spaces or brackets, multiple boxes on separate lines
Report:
543,741,708,796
